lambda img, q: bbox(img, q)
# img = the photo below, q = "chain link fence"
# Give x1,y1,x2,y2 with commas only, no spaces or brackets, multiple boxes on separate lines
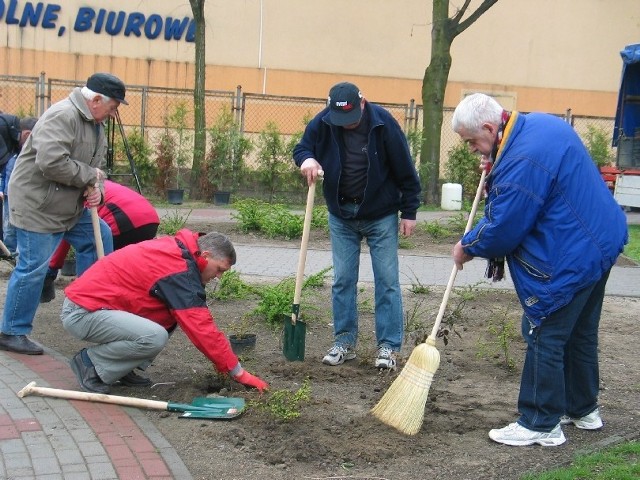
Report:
0,73,618,194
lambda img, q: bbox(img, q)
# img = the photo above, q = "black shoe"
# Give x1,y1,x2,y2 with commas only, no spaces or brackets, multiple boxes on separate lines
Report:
40,276,56,303
117,370,153,387
0,333,44,355
70,350,111,394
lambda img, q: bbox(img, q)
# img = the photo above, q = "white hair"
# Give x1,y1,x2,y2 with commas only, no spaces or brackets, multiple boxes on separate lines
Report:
452,93,504,134
81,86,111,103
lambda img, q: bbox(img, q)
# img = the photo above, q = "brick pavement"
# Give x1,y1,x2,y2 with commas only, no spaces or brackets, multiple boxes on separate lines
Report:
0,347,192,480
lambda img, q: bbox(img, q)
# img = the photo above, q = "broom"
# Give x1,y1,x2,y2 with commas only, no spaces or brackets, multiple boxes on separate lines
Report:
370,168,487,435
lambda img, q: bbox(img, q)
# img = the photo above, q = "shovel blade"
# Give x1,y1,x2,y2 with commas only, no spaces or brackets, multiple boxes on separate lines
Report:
282,314,306,361
179,410,243,420
169,397,245,420
190,396,245,410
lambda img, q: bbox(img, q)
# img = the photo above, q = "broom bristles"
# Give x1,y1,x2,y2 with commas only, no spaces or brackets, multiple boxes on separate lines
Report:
370,341,441,435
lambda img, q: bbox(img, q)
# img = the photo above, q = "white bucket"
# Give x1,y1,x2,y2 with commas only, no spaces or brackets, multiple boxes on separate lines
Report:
441,183,462,210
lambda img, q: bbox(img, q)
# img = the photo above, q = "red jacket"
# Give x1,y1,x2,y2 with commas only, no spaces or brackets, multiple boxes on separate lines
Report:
64,229,239,374
98,180,160,236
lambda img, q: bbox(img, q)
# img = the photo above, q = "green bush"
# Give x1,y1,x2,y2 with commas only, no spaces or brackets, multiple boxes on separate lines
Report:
110,126,156,191
202,107,253,199
255,121,302,201
157,209,191,235
584,124,615,167
444,141,482,202
232,199,328,239
210,270,253,301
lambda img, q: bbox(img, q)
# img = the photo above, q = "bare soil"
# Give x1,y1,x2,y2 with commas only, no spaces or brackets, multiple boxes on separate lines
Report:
9,221,640,480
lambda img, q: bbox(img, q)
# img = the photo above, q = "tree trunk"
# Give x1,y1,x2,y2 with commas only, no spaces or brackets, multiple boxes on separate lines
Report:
190,0,206,199
419,0,499,205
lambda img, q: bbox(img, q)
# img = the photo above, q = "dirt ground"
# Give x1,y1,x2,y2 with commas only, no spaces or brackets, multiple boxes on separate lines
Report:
6,220,640,480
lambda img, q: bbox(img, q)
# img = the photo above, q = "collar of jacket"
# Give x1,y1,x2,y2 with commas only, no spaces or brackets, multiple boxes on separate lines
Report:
492,111,520,171
175,229,208,272
68,87,99,123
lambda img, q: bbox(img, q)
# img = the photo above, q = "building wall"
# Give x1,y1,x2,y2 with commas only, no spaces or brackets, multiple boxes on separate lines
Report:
1,0,638,115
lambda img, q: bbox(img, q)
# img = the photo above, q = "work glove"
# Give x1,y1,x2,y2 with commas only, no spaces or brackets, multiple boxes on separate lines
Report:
233,369,269,393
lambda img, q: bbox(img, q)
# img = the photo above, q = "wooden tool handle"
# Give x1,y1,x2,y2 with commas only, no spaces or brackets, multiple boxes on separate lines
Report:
292,180,317,321
90,207,105,259
427,168,487,342
0,240,12,257
18,381,168,411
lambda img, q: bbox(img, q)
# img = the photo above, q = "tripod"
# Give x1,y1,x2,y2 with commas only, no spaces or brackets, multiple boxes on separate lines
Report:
106,111,142,194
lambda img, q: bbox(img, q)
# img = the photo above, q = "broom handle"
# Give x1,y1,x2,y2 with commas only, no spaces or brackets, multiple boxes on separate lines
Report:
90,207,105,259
292,179,318,321
18,381,169,411
427,168,487,342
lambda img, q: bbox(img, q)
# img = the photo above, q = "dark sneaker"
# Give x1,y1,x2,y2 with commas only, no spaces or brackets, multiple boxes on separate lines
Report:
118,370,152,387
489,422,566,446
322,344,356,366
560,408,603,430
70,350,110,394
0,333,44,355
40,276,56,303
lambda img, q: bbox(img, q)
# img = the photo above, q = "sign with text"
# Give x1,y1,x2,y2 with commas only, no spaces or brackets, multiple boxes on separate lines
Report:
0,0,195,42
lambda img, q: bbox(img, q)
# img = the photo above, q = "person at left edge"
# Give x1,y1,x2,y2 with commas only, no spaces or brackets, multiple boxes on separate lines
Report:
0,73,124,355
0,116,38,254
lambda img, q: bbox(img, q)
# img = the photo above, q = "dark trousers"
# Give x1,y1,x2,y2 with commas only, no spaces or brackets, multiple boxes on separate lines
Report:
517,269,611,431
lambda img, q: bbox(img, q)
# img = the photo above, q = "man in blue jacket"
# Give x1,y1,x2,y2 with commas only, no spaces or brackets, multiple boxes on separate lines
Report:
293,82,421,370
452,93,628,446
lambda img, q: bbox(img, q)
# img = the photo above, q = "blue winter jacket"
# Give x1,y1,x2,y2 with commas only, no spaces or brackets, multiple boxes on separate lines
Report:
461,112,628,325
292,102,421,220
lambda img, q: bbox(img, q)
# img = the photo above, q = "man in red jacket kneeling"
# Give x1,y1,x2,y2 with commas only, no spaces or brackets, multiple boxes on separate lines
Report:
61,229,268,394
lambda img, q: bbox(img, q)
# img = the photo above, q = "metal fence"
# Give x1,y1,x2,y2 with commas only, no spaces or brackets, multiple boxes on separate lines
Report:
0,73,617,180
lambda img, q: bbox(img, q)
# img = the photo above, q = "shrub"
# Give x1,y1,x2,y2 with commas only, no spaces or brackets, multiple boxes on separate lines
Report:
584,124,615,167
202,108,253,199
255,121,301,201
444,141,482,202
110,127,156,191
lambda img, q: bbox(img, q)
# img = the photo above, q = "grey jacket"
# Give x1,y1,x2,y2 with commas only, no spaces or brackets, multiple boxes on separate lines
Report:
8,88,106,233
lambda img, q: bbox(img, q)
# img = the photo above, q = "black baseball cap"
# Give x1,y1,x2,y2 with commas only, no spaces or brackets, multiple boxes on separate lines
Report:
86,73,128,105
328,82,362,126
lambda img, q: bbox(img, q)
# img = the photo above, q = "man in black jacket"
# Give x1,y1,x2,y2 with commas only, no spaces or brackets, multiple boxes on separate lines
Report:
292,82,421,370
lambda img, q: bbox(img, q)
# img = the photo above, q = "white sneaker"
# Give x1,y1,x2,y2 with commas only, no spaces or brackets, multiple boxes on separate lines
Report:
374,346,397,370
560,408,603,430
489,422,566,446
322,344,356,366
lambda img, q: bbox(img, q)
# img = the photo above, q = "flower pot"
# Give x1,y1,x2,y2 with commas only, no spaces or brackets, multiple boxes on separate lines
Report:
213,191,231,205
228,333,257,355
167,189,185,205
61,259,76,277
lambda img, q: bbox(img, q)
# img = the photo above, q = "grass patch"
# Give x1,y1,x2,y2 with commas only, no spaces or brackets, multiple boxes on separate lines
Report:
521,440,640,480
625,224,640,263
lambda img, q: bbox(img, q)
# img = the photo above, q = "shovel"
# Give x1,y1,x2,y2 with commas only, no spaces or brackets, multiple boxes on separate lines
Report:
18,381,245,420
282,177,319,361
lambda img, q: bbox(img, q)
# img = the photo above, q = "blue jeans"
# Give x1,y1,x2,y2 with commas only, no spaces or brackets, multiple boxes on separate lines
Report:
328,207,403,351
46,209,114,279
2,209,113,335
517,269,610,432
2,197,16,253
